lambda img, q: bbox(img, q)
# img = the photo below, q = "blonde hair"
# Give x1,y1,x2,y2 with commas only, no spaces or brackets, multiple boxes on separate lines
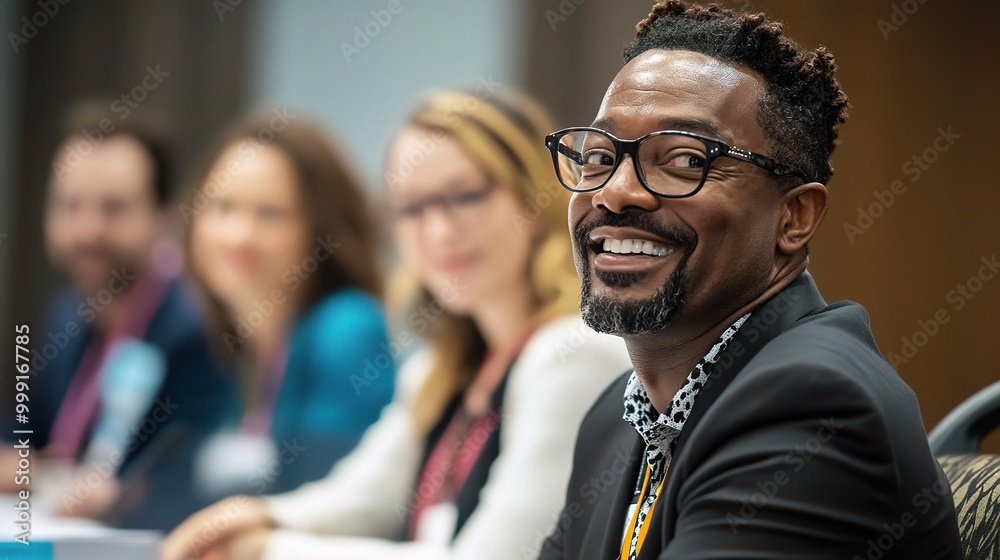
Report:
389,89,581,433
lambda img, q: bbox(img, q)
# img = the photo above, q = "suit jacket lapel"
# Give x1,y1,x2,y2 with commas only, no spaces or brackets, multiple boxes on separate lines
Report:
655,271,828,547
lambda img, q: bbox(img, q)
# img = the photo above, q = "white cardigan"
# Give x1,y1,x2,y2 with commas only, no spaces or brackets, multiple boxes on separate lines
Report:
262,315,632,560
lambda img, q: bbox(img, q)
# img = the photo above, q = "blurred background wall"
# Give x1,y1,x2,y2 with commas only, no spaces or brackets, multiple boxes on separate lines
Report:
0,1,19,363
1,0,997,450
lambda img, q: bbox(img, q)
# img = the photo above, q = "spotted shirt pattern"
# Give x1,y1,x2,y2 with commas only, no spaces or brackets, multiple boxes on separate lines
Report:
621,312,750,560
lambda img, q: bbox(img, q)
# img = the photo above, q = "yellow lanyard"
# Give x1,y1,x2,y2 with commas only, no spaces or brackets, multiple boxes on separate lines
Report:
620,465,665,560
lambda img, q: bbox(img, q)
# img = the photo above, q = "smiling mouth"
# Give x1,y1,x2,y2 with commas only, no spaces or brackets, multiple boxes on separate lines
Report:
592,237,676,257
588,228,679,258
585,228,682,278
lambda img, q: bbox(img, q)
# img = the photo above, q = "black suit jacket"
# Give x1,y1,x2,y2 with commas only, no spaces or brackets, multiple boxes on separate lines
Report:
538,273,962,560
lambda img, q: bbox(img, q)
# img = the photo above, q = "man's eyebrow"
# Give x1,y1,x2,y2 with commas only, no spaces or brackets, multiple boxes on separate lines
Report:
657,117,725,140
588,117,727,141
589,118,616,132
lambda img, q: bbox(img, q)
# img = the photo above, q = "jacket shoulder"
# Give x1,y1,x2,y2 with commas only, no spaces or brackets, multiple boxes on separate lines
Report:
576,370,633,443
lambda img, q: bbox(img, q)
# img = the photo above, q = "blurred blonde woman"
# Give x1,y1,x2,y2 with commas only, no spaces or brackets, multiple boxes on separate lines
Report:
162,89,631,560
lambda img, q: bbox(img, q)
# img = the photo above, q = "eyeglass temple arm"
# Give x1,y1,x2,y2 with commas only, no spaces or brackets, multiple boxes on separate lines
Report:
725,146,809,181
555,142,585,165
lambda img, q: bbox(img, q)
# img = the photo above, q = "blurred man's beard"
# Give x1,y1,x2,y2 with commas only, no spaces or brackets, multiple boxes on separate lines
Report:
60,247,145,297
580,259,688,336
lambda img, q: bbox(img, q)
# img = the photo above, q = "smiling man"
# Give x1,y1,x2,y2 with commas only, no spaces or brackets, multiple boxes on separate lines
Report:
536,2,962,559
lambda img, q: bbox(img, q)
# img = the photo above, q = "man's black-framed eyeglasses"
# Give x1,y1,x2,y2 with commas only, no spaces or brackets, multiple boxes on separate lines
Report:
543,127,811,198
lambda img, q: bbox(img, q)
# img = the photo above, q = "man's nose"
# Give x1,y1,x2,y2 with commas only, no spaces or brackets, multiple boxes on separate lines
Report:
71,204,106,245
590,155,660,213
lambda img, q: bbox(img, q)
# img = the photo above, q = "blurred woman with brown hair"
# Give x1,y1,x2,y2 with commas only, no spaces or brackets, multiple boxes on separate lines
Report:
162,89,630,560
179,113,396,504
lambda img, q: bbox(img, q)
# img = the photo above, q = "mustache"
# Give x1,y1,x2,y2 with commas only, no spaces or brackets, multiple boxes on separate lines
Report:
573,210,698,256
65,244,116,261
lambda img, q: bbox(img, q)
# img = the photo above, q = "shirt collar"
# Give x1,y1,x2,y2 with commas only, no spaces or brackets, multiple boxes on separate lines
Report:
623,313,751,457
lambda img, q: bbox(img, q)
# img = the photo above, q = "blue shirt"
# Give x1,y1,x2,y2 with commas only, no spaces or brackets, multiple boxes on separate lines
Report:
266,288,396,493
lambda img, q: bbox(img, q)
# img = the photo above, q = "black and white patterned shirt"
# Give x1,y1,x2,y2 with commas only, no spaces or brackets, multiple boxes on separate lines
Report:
620,313,751,560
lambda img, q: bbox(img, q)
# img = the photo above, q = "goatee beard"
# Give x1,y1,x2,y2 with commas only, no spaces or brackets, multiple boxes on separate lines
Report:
580,257,689,335
574,210,696,336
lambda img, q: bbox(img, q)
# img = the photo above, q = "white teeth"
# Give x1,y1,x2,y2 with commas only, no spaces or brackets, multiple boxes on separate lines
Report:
653,246,674,257
599,238,675,256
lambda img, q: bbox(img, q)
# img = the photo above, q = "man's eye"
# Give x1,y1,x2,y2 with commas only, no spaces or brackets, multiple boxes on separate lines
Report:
664,153,706,169
582,150,615,167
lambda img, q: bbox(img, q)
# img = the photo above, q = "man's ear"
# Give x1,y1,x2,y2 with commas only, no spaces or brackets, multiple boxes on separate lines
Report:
776,182,828,255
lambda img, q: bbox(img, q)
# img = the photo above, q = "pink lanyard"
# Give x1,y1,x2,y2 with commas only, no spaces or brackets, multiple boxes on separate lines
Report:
238,340,289,437
47,273,169,460
407,325,537,539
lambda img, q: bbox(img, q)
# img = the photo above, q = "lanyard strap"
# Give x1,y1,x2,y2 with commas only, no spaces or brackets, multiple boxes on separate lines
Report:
620,465,665,560
239,340,289,437
48,273,170,460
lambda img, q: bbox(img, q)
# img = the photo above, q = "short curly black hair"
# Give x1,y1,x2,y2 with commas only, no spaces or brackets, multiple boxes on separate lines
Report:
623,0,849,186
